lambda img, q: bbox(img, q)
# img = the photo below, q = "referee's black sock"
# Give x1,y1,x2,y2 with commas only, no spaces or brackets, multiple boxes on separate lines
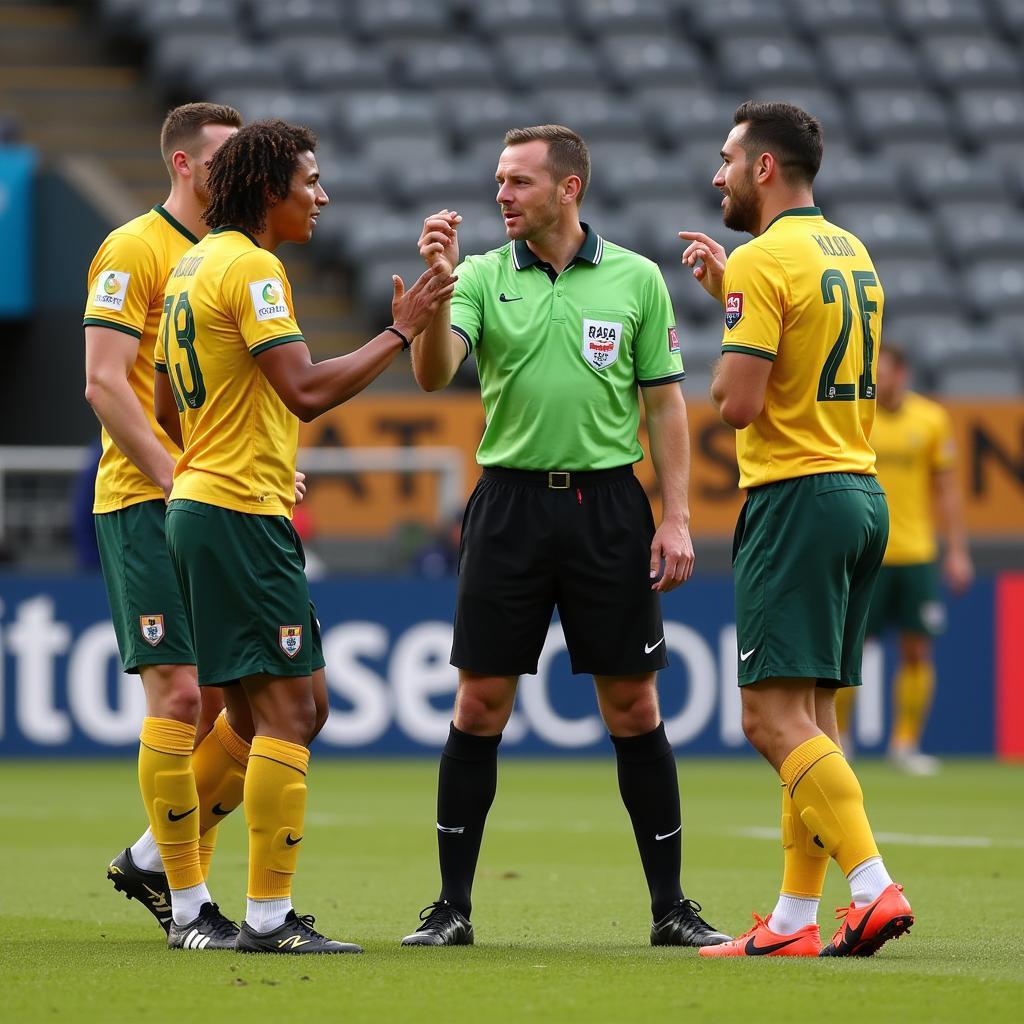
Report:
436,722,501,919
611,722,685,921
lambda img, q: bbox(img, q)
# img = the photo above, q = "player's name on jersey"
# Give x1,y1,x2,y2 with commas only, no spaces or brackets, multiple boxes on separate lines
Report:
812,233,858,258
172,254,204,278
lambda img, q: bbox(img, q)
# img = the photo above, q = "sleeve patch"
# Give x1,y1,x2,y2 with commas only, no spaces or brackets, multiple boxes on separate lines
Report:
668,326,680,353
91,271,131,311
248,278,290,322
725,292,743,330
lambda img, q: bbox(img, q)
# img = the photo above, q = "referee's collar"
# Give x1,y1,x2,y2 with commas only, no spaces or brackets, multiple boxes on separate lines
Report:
511,222,603,271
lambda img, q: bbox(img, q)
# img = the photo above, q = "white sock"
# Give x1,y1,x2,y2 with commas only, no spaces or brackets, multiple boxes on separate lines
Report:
171,882,212,925
847,856,893,907
129,830,163,873
246,897,293,934
769,894,819,935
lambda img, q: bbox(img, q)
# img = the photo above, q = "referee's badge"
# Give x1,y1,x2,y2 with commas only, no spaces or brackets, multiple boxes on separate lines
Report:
139,614,165,647
725,292,744,329
582,318,622,370
279,624,303,658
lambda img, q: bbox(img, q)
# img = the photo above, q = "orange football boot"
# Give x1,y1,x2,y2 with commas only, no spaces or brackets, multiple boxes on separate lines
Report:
699,912,821,958
819,883,914,957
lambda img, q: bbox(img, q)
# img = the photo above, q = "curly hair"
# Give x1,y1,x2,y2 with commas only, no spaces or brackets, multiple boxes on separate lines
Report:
202,119,318,234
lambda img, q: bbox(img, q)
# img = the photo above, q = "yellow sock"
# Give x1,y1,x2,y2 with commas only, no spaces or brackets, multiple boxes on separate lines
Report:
245,736,309,900
138,717,203,890
192,710,251,879
834,687,855,737
892,661,935,750
780,734,880,876
780,783,829,898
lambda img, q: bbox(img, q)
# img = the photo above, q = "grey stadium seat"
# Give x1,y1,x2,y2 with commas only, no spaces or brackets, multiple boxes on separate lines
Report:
641,88,745,150
358,256,432,319
790,0,891,35
344,209,425,262
188,43,288,93
920,36,1022,89
210,89,336,142
336,91,441,139
813,147,904,206
715,36,820,90
819,35,921,89
470,0,570,35
401,41,499,89
955,91,1024,147
907,153,1009,206
353,0,454,42
831,203,938,258
537,91,650,143
964,260,1024,315
687,0,791,39
595,148,696,207
149,31,239,89
440,91,545,150
391,154,501,207
989,0,1024,35
575,0,674,37
498,36,602,89
595,34,704,89
140,0,238,36
751,87,850,147
579,206,646,254
250,0,347,38
849,89,952,145
891,0,993,35
872,258,961,315
276,38,392,90
933,362,1024,396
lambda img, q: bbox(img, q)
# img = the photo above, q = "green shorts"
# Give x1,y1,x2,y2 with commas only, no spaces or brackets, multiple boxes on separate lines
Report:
95,500,195,673
164,499,325,686
867,562,945,637
733,473,889,688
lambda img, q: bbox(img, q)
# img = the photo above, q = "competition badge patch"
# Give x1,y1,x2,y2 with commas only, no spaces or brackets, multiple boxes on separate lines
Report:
582,318,623,370
140,614,165,647
249,278,290,322
92,271,130,312
279,624,303,658
668,326,680,353
725,292,743,330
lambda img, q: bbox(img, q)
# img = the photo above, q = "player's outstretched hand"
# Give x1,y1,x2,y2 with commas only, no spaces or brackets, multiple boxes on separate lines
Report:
391,262,458,339
679,230,727,304
419,209,461,274
650,518,695,592
294,471,307,505
944,547,974,595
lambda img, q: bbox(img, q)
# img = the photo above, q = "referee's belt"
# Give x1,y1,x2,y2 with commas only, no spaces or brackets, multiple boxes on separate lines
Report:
482,465,634,489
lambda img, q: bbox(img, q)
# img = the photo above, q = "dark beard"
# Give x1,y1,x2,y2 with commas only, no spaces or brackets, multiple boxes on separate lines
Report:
722,192,759,234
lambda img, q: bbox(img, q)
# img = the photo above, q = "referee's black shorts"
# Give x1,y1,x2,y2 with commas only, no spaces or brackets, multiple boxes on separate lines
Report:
451,465,669,677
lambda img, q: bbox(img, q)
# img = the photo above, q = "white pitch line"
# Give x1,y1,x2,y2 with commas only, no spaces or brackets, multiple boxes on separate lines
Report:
732,826,1024,849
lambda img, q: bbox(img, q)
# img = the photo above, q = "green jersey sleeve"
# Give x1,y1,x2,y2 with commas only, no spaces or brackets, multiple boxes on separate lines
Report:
636,262,685,386
449,255,483,355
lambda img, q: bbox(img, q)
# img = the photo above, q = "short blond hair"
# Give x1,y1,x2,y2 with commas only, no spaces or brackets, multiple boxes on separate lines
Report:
159,102,243,178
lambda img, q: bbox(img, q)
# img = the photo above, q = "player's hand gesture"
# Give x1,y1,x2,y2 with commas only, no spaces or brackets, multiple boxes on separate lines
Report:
419,209,461,274
294,470,307,505
391,262,458,338
650,517,695,592
679,230,727,304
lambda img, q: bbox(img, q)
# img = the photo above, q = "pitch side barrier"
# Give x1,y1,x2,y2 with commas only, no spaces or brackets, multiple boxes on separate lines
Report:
0,573,1013,758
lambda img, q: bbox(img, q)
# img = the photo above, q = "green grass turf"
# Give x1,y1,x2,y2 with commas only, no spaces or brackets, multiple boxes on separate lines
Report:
2,758,1021,1023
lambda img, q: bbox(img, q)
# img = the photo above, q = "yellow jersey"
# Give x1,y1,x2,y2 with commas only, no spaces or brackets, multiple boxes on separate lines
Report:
871,391,955,565
155,227,304,517
83,206,198,513
720,207,884,489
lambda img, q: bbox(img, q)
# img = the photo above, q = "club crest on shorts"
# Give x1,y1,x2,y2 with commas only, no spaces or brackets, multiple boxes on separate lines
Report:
139,614,165,647
582,318,622,370
279,624,303,658
725,292,744,329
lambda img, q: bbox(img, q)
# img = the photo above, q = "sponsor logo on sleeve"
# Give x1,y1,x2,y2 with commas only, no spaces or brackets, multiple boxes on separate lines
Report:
668,326,680,353
249,278,290,322
92,271,131,311
279,624,303,658
139,614,165,646
582,318,623,370
725,292,743,330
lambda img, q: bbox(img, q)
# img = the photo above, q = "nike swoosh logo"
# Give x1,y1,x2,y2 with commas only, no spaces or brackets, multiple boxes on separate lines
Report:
211,803,230,816
836,901,875,952
645,637,666,654
655,826,681,841
744,934,804,955
285,834,303,846
437,823,466,834
498,293,523,302
167,806,197,822
740,647,756,661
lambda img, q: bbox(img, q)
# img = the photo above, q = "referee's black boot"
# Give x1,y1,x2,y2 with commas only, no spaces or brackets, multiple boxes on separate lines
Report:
107,847,173,934
651,898,731,947
401,900,475,946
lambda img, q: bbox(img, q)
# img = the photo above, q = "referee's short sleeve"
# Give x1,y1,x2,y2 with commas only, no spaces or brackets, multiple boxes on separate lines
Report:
636,262,686,386
449,256,483,355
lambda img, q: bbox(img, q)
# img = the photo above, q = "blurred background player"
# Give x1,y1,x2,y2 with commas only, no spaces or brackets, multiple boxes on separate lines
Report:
836,345,974,774
84,102,255,948
156,119,456,954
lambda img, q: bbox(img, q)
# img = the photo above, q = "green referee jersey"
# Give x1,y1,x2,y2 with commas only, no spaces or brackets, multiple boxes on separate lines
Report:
450,224,685,470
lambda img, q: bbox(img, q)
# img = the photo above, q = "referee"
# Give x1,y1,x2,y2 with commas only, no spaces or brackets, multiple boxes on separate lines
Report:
400,124,728,950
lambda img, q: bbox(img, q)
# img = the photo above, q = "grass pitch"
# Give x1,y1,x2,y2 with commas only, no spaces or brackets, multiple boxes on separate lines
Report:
2,757,1021,1023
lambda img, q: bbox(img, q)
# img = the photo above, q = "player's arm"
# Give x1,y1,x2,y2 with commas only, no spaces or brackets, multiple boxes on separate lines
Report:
84,326,176,497
257,264,456,421
153,365,183,450
679,230,728,304
642,382,695,591
412,209,470,392
711,352,773,429
933,468,974,594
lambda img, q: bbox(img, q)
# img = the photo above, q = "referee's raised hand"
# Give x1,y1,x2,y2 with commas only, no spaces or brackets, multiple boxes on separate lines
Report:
650,517,696,592
419,208,461,273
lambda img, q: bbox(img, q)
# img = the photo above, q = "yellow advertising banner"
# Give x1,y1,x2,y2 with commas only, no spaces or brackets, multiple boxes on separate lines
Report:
298,398,1024,539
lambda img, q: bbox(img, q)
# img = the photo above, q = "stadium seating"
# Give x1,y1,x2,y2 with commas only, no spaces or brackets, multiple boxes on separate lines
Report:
95,0,1024,391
